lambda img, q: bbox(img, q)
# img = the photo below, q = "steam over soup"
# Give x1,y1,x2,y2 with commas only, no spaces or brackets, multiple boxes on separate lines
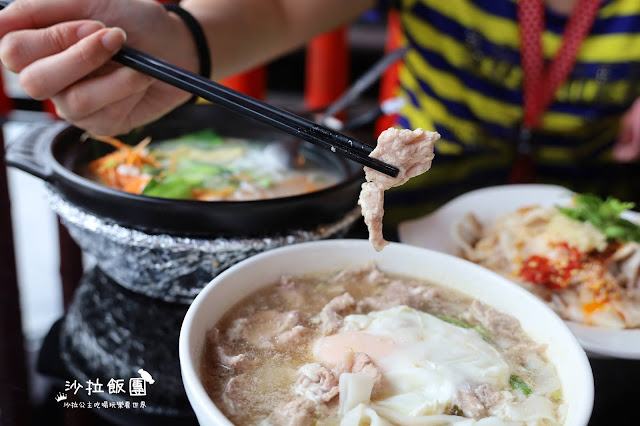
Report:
84,130,338,201
201,263,565,425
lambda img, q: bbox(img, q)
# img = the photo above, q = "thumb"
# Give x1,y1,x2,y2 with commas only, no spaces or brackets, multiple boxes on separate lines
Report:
613,135,640,163
614,102,640,163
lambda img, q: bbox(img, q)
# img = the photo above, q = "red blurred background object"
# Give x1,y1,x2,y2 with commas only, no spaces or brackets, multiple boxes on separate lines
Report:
43,99,57,118
304,28,350,112
375,11,402,136
219,66,267,100
0,70,12,115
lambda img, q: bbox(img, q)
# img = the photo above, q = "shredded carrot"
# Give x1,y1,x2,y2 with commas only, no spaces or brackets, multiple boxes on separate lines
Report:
120,175,152,194
582,300,608,316
89,135,130,150
127,137,156,166
133,136,152,152
87,134,159,193
614,307,627,322
169,152,178,174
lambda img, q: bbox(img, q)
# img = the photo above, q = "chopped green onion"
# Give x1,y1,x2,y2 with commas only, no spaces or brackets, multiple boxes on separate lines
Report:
437,316,491,339
509,375,532,395
438,316,469,328
473,325,491,339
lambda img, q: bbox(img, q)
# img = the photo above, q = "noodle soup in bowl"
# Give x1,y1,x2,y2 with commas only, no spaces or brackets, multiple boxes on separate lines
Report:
179,240,593,425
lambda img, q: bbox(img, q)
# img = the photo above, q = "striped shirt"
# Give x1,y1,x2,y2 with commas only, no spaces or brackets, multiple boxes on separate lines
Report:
379,0,640,226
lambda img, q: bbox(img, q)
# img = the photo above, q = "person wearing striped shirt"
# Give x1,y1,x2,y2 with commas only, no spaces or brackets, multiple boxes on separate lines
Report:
379,0,640,226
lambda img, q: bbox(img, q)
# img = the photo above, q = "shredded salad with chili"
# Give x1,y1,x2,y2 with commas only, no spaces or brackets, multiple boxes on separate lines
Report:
455,194,640,329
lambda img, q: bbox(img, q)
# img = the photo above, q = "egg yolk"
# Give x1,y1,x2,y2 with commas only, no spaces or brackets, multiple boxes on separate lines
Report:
313,331,397,370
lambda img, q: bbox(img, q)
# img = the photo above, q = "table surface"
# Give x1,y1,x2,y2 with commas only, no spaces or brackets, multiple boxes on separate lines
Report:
26,221,636,426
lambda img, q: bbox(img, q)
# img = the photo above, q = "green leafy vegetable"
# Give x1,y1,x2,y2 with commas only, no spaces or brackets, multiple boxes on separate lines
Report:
509,375,532,395
140,164,160,176
175,163,225,186
255,176,273,188
557,193,640,242
142,176,194,199
179,129,224,145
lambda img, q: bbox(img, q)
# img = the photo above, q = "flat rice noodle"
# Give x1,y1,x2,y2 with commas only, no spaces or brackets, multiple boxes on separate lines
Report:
340,403,391,426
489,395,557,424
611,242,640,295
452,213,483,260
339,373,374,415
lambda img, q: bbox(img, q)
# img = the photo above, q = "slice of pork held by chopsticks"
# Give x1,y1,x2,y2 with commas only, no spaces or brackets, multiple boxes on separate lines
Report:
358,128,439,251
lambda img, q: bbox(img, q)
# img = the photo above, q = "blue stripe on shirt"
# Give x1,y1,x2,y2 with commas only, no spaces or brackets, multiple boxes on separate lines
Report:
409,2,640,77
403,30,633,119
465,0,634,36
400,69,620,153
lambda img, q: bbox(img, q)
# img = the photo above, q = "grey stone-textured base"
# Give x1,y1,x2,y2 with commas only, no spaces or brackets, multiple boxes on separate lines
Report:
60,267,192,418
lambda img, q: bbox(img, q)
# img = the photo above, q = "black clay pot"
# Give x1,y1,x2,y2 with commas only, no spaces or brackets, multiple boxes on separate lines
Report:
5,104,365,237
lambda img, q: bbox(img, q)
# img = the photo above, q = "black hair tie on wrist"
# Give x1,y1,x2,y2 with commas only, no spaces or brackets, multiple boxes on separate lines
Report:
164,3,211,79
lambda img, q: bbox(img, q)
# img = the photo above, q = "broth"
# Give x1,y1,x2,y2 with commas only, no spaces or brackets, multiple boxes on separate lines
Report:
201,263,565,425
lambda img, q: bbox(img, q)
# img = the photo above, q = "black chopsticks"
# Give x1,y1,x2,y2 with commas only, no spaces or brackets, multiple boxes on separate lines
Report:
0,0,399,177
114,47,399,177
113,47,398,177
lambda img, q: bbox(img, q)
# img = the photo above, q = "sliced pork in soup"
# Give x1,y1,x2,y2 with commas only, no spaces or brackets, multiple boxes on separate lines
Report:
201,263,565,425
359,128,439,251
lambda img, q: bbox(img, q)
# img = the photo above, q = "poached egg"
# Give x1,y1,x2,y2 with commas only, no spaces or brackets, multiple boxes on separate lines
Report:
313,306,510,418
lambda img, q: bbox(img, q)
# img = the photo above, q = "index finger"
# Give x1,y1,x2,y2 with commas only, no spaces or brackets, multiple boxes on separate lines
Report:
0,0,92,38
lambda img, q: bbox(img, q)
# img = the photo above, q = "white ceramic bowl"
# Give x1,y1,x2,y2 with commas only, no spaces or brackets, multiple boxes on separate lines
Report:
179,240,594,425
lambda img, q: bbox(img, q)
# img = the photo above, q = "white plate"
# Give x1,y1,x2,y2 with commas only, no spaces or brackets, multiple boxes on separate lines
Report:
398,184,640,359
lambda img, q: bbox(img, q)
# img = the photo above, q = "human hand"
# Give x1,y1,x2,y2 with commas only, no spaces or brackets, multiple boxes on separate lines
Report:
614,97,640,163
0,0,199,136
